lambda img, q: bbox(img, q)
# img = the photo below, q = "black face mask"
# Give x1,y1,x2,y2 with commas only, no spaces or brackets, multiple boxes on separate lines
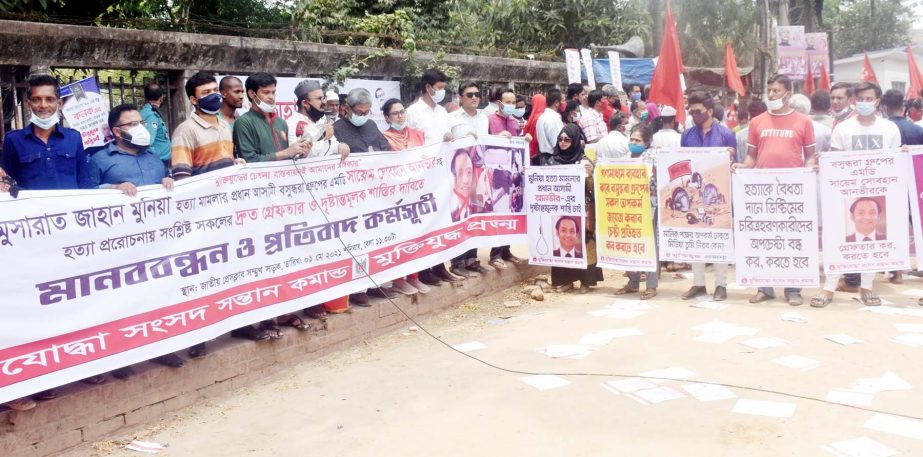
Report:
307,105,326,122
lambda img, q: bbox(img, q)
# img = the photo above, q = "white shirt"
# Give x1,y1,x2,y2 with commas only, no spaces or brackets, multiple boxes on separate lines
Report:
405,99,450,145
482,102,499,117
830,116,902,151
449,109,489,139
285,112,341,158
594,130,630,160
652,129,681,149
811,120,832,153
536,109,564,155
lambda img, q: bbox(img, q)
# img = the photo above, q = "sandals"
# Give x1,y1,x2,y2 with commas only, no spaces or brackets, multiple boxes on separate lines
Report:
277,314,311,331
640,288,657,300
259,320,285,339
810,294,832,308
859,289,881,307
614,285,640,295
230,325,270,341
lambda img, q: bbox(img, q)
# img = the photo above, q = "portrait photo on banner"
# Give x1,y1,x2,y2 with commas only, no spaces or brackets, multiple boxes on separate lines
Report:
448,138,526,223
552,215,583,259
845,196,887,243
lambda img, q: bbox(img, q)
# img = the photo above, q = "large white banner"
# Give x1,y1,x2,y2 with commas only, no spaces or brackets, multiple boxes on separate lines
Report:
565,49,582,85
0,136,525,404
656,148,734,263
732,168,819,288
525,165,587,269
820,149,910,273
608,51,623,90
580,48,596,90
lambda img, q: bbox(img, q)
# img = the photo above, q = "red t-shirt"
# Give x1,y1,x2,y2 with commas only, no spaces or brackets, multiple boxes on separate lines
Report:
746,110,815,169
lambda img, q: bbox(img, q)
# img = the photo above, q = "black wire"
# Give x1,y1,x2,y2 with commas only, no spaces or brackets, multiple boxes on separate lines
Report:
290,157,923,422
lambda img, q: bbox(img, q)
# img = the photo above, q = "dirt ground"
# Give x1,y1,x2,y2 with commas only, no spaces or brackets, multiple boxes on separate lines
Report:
79,265,923,457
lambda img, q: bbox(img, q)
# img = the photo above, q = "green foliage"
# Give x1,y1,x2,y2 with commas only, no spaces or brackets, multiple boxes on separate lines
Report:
832,0,913,59
674,0,760,68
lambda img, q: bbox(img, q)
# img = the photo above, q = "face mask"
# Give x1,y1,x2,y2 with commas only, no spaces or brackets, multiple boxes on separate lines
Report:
31,110,59,130
766,95,786,111
390,122,406,131
639,111,649,121
502,104,516,116
255,95,274,113
911,111,923,122
307,105,325,123
121,124,151,148
431,88,446,104
692,110,709,126
856,101,877,117
629,143,646,155
631,92,642,101
835,106,851,117
572,112,581,121
197,93,222,114
350,113,369,127
513,108,526,118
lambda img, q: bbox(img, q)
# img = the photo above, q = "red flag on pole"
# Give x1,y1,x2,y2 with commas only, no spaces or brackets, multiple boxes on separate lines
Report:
803,58,815,95
906,46,923,100
649,4,685,124
818,62,830,91
859,52,878,84
724,42,745,97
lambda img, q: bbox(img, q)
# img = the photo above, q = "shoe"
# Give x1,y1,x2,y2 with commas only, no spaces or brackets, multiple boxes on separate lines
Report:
369,287,398,299
450,266,473,278
392,279,419,295
488,258,507,270
712,286,727,301
406,278,431,294
434,265,464,283
187,343,207,359
748,291,773,304
578,285,591,294
33,389,57,401
112,366,136,380
836,278,859,293
502,254,523,264
152,353,186,368
418,270,443,286
786,293,804,306
555,283,574,293
349,292,370,306
303,305,327,319
230,325,270,341
468,264,490,274
5,397,36,411
681,286,707,300
81,375,107,385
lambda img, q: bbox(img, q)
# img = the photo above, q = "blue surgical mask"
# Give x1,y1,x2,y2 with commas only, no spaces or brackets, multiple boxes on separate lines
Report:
502,104,516,116
197,93,223,115
390,122,406,131
856,101,877,117
513,108,526,118
629,143,646,156
631,92,642,101
350,113,369,127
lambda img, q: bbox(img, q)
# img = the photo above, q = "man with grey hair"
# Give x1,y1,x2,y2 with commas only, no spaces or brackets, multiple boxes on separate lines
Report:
789,93,830,153
287,79,349,160
333,87,390,153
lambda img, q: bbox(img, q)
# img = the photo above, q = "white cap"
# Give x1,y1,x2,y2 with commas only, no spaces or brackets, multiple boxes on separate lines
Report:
660,105,677,117
325,91,339,101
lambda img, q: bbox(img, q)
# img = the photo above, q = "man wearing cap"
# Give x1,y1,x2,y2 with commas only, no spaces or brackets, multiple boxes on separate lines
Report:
287,80,349,160
325,90,341,123
652,106,681,149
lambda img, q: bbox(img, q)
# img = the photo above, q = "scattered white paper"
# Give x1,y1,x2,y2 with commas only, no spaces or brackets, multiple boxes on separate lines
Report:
452,341,487,352
692,320,760,337
627,386,686,405
781,311,807,323
825,389,874,407
690,300,729,310
601,377,658,394
578,328,642,345
520,375,571,391
732,399,797,418
825,334,865,345
892,333,923,347
681,383,738,402
864,414,923,441
540,344,592,359
895,323,923,333
125,440,165,454
851,371,912,393
639,366,696,382
740,337,787,350
772,355,819,370
899,288,923,297
822,436,899,457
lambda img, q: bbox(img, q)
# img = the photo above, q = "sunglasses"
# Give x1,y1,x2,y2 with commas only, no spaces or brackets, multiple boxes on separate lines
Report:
558,136,572,142
463,92,480,99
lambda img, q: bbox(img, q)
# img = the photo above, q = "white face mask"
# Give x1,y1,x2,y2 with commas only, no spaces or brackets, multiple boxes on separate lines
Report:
31,110,59,130
122,124,151,147
255,96,274,113
766,95,786,111
431,88,446,104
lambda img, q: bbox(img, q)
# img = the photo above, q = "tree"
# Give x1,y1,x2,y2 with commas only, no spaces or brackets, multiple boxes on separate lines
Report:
673,0,760,68
832,0,912,59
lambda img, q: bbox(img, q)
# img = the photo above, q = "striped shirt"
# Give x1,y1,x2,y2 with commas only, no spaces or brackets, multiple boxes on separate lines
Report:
170,113,235,178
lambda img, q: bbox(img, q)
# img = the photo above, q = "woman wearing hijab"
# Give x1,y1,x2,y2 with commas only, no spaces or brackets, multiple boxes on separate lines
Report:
545,123,604,293
523,94,546,165
382,99,426,151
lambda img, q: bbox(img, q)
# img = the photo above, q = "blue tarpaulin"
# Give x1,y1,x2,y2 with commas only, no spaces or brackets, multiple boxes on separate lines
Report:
581,58,655,87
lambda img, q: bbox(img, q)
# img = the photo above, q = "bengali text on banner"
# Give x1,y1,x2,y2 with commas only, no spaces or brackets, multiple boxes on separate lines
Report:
594,160,657,272
525,165,587,269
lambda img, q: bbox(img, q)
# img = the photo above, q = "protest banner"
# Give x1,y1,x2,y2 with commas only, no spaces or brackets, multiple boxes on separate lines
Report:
342,78,401,131
656,148,734,263
565,49,582,84
595,160,657,272
60,76,113,148
732,169,819,288
0,136,525,404
805,32,830,78
525,165,587,269
581,48,597,89
908,147,923,261
820,149,910,273
608,51,624,90
776,25,807,79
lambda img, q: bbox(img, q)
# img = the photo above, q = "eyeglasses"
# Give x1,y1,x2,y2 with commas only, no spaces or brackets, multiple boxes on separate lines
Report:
558,136,572,142
117,121,147,128
463,92,480,99
388,110,406,116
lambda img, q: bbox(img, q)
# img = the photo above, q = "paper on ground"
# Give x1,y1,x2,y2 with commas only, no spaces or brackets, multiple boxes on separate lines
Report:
899,288,923,297
781,311,807,323
864,414,923,440
740,337,787,349
540,344,592,359
639,366,696,382
452,341,487,352
732,399,796,418
825,334,864,345
681,383,738,402
864,306,923,318
825,389,874,407
125,440,165,454
626,386,685,405
520,375,570,391
821,436,900,457
578,328,643,345
892,333,923,347
692,320,760,337
851,371,912,393
772,355,819,370
601,377,658,394
895,323,923,332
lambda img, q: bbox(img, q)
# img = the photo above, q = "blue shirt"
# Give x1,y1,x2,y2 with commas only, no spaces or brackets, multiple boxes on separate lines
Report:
887,116,923,146
83,142,167,188
680,121,738,156
140,103,172,161
1,124,88,190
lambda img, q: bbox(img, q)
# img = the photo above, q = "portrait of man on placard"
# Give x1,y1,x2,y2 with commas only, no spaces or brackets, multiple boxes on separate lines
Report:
552,215,583,258
845,196,887,243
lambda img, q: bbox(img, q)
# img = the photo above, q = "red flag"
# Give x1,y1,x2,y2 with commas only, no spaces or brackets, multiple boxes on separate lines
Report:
803,58,815,95
860,52,878,84
649,5,685,124
724,42,745,97
818,62,830,91
907,46,923,100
